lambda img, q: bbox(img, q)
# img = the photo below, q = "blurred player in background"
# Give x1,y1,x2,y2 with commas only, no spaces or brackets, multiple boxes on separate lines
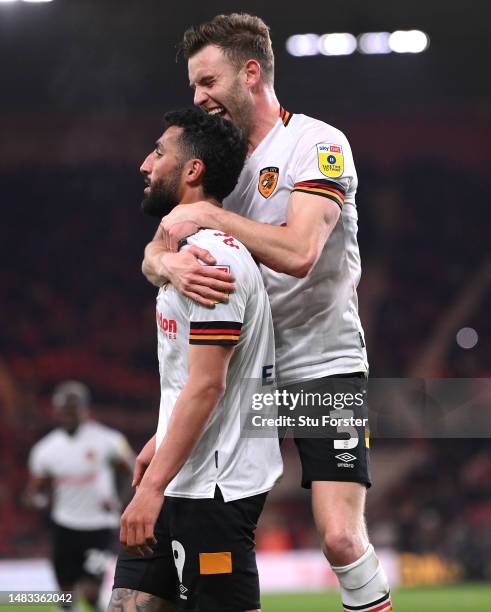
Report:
110,108,282,612
142,14,393,612
25,381,135,611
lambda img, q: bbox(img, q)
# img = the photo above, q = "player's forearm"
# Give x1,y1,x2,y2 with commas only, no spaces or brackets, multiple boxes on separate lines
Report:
140,381,225,491
207,207,318,277
139,434,156,460
142,240,170,287
24,477,51,509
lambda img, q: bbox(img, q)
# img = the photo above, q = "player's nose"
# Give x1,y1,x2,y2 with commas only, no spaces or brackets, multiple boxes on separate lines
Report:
140,152,153,175
193,87,208,107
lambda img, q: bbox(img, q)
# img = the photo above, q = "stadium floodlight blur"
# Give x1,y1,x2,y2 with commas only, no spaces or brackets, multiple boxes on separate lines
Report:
456,327,479,349
286,30,429,56
285,33,320,57
319,33,357,56
389,30,430,53
357,32,392,55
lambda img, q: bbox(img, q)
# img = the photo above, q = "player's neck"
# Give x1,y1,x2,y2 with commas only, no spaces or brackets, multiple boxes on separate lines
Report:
62,421,84,436
179,189,221,208
248,87,281,154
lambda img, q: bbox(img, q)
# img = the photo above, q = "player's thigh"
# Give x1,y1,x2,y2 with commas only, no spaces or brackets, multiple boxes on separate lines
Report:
113,503,178,605
80,528,114,583
108,588,176,612
286,373,372,489
51,523,88,589
311,480,367,535
167,488,266,612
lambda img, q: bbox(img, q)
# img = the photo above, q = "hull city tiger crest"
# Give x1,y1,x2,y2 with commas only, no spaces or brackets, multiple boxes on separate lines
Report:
317,143,344,178
258,166,279,199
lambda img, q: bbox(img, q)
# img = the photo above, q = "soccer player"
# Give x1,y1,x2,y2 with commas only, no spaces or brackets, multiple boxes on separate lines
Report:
26,381,135,610
142,14,393,612
110,108,282,612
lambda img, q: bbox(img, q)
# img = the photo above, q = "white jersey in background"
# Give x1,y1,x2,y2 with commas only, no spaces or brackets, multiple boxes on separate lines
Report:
28,421,133,530
155,228,282,503
224,108,368,384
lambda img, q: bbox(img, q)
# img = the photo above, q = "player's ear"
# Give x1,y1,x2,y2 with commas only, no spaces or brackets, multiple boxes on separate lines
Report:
243,59,261,88
185,158,206,186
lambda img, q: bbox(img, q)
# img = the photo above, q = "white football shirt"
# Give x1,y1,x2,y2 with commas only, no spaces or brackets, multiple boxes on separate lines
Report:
223,108,369,384
155,228,282,502
28,421,133,530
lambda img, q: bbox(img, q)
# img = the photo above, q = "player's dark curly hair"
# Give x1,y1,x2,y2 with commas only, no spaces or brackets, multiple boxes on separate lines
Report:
163,107,247,203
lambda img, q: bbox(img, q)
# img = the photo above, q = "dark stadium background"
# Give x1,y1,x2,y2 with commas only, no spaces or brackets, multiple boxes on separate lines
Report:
1,0,490,606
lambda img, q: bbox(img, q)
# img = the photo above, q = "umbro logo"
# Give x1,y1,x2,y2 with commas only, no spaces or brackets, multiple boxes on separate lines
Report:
335,452,357,463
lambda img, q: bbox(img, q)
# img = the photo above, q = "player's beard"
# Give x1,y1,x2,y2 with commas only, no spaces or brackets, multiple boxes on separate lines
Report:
141,171,182,218
221,76,254,140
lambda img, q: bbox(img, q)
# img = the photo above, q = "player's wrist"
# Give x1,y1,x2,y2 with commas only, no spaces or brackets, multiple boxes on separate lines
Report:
208,203,226,231
195,201,222,231
156,250,179,282
139,475,166,494
139,465,168,493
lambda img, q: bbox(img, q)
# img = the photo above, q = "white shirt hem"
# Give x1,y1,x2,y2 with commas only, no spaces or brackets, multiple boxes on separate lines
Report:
165,483,276,503
278,360,368,386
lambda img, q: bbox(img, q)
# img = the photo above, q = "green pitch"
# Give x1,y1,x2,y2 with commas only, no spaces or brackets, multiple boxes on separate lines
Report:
262,584,491,611
1,584,490,611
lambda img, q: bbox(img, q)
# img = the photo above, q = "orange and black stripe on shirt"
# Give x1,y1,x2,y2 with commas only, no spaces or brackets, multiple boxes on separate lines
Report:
292,179,345,210
280,106,293,127
189,321,242,346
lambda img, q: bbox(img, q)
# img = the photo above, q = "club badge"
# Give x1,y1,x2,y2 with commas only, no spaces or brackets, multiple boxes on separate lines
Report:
258,166,279,199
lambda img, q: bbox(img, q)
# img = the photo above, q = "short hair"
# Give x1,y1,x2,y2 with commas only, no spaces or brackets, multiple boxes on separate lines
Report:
52,380,91,409
180,13,275,85
163,107,247,203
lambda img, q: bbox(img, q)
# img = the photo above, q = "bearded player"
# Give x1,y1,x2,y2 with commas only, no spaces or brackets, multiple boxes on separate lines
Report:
109,108,282,612
142,14,393,612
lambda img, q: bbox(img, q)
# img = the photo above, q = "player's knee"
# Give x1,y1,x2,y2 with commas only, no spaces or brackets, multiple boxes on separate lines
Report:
79,581,100,606
321,527,367,565
108,589,176,612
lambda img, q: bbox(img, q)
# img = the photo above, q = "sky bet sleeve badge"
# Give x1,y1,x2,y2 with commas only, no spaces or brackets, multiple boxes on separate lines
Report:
258,166,279,198
317,144,344,178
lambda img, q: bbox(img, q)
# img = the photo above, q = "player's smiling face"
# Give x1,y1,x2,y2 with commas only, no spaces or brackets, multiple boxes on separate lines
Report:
188,45,254,138
139,126,184,217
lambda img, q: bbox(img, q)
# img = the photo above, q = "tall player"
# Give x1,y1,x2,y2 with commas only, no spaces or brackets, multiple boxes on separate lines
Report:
142,14,393,612
26,381,135,610
110,108,282,612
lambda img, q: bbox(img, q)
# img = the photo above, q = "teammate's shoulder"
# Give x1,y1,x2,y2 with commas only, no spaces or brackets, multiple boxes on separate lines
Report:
85,420,120,439
187,229,249,260
31,428,62,453
291,112,347,141
187,229,257,284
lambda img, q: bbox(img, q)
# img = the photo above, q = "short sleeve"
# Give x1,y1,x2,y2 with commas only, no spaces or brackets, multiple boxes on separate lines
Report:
188,284,247,346
28,444,51,478
106,430,134,464
290,124,357,209
187,249,248,347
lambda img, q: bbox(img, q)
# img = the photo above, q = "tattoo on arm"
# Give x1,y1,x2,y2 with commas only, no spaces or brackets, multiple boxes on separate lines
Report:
108,589,176,612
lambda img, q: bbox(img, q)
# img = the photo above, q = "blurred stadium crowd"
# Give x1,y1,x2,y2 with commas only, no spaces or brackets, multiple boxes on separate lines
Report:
1,151,490,581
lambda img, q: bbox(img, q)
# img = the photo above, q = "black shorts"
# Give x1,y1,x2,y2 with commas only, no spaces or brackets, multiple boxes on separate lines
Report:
113,487,267,612
52,523,114,587
280,373,372,489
